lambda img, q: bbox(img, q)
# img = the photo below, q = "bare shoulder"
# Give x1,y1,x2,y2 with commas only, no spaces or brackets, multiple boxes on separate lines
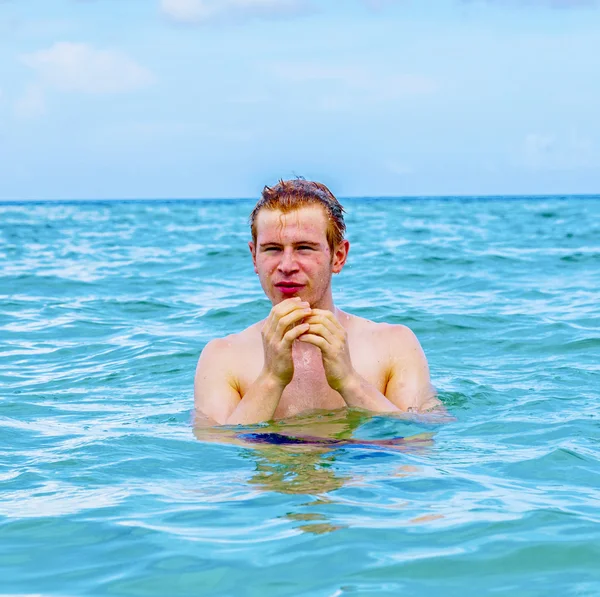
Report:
344,311,442,412
376,322,443,413
343,311,422,355
380,322,424,355
197,333,237,364
196,320,262,369
194,321,263,423
194,335,236,393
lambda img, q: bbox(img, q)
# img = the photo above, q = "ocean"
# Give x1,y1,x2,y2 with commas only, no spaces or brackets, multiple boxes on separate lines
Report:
1,196,599,596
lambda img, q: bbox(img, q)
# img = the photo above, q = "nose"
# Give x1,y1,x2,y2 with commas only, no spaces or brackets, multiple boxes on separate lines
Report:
277,248,300,274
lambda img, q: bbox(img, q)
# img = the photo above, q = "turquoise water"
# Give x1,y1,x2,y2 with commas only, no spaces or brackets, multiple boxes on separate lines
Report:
1,196,599,597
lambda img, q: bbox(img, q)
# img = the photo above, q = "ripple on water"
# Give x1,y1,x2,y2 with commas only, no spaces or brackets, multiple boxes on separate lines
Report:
1,197,599,596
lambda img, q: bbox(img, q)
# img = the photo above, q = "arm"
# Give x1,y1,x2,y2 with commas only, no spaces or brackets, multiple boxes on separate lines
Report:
194,338,288,426
299,310,400,413
383,325,443,413
337,372,401,413
195,298,312,426
299,313,442,414
194,338,241,425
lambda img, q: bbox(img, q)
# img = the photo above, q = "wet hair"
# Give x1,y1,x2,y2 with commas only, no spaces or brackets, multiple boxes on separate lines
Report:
250,178,346,252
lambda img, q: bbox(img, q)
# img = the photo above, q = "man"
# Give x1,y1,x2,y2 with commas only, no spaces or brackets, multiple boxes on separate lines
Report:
195,179,441,426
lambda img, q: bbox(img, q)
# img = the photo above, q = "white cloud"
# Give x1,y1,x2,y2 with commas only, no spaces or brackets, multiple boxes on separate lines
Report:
14,83,46,119
21,42,155,94
160,0,315,24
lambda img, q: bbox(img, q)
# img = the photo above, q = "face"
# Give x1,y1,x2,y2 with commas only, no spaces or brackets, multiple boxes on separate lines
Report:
249,205,349,308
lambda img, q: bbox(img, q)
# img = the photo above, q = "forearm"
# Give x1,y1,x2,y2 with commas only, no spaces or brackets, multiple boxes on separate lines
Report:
225,370,286,426
337,371,401,413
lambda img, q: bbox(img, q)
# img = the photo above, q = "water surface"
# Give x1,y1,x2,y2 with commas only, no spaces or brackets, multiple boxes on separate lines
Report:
1,196,599,596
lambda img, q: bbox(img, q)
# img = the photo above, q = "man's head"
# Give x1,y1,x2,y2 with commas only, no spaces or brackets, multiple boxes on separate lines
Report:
249,179,349,308
250,179,346,253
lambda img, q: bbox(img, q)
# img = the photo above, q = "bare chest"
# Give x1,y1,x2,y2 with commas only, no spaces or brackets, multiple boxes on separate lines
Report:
237,340,387,420
275,344,345,418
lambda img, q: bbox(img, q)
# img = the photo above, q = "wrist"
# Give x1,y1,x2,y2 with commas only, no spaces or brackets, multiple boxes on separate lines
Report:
260,368,289,391
335,370,361,396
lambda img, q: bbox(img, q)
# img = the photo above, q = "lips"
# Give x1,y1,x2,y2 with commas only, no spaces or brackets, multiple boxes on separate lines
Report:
275,282,305,294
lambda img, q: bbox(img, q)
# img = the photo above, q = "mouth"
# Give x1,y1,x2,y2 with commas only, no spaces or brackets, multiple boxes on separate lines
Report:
275,283,305,295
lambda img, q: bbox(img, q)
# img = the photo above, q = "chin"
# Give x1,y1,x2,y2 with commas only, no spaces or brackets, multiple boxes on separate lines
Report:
270,291,310,305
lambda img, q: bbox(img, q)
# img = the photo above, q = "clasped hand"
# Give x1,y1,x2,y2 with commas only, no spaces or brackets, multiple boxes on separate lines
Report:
261,297,355,392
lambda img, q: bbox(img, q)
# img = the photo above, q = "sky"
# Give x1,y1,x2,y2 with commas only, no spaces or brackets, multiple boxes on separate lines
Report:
0,0,599,200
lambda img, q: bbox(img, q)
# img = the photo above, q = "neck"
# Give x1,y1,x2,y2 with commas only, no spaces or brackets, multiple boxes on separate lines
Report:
311,290,335,313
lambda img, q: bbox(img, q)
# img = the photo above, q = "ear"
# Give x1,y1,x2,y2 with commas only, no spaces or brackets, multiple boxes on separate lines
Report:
331,240,350,274
248,241,258,274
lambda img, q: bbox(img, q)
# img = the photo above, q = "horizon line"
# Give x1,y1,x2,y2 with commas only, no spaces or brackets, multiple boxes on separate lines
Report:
1,192,599,204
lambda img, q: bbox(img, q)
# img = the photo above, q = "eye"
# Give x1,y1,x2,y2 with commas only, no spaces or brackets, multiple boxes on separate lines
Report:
298,246,315,251
264,247,281,252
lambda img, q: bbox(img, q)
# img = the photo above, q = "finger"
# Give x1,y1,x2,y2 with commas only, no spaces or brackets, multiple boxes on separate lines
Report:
310,309,344,329
276,307,312,337
275,297,306,313
304,313,342,337
297,333,328,350
304,322,335,344
274,299,310,321
265,299,309,336
283,322,310,346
